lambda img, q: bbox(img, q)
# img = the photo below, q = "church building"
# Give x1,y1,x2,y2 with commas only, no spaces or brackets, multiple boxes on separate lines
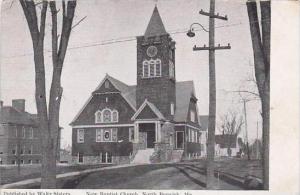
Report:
70,6,204,164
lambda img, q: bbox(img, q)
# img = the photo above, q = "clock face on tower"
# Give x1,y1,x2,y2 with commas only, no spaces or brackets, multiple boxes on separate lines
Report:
146,46,158,57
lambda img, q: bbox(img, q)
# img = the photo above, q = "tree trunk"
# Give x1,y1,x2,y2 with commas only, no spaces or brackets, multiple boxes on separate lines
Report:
246,0,270,190
19,0,77,189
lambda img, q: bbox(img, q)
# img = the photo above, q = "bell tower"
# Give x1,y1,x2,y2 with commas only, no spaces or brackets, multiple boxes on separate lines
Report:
136,6,176,120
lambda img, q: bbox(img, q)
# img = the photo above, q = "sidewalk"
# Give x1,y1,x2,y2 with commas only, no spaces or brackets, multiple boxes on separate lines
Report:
0,163,139,189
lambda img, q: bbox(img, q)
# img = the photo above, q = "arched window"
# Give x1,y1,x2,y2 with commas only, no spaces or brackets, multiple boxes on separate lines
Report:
112,110,118,122
95,108,118,123
169,60,175,78
103,109,111,123
95,110,102,123
143,61,149,78
143,59,161,78
155,59,161,76
149,60,155,77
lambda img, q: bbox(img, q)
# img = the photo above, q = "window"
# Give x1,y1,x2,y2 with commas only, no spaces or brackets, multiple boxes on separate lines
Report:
11,160,16,165
29,127,34,139
169,50,173,59
170,103,175,115
112,111,118,122
96,128,118,142
103,109,112,123
190,111,195,122
155,60,161,76
105,81,110,88
20,160,24,164
78,152,84,163
95,109,118,123
96,129,102,142
22,127,26,138
12,146,16,155
143,61,149,77
28,145,32,154
28,160,32,164
142,59,161,78
101,152,112,163
112,128,118,142
191,130,194,142
77,129,84,143
95,110,102,123
149,61,155,77
14,126,18,137
195,131,198,143
103,130,111,142
36,159,40,164
169,61,175,78
129,127,134,142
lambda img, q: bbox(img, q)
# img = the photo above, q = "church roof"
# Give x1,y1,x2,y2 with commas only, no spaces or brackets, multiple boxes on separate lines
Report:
174,81,196,122
94,74,137,109
71,75,198,125
144,6,167,37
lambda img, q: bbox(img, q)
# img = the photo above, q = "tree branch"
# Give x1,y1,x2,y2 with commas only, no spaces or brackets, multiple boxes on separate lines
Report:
50,1,58,65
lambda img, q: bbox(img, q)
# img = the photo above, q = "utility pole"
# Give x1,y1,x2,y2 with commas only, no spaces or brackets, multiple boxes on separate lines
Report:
243,99,250,160
256,120,259,159
187,0,231,189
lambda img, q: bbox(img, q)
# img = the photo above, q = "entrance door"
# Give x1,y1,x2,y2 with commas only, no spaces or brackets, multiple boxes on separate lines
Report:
139,132,147,149
147,131,155,148
176,131,184,149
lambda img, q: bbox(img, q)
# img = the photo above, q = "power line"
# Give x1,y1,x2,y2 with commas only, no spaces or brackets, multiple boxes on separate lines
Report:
1,19,270,60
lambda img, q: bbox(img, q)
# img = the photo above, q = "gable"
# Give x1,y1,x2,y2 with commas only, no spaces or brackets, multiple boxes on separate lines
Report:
71,93,135,126
136,104,159,120
93,79,120,94
186,98,200,127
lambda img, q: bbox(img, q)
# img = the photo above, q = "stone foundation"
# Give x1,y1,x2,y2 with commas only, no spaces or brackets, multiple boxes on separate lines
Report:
71,155,130,165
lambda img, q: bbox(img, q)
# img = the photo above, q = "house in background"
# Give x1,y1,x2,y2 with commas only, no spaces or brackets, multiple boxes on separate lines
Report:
215,133,241,157
199,115,208,157
70,6,205,165
0,99,42,165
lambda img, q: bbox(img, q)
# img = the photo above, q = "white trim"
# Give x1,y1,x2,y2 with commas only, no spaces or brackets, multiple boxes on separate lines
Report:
93,92,120,95
72,124,134,128
131,99,165,121
77,129,84,143
135,120,160,124
175,123,201,130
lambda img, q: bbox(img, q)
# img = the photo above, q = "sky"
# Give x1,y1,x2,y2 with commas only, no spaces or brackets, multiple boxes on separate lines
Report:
0,0,262,148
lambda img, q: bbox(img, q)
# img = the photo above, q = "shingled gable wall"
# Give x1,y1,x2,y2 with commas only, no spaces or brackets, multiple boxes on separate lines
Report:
136,34,176,121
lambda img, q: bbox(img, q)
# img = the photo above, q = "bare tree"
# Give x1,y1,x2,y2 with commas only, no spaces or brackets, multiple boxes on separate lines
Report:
218,111,243,157
246,0,270,190
19,0,77,188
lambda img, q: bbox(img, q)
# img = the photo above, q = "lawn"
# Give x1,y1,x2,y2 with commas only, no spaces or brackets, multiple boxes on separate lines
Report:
0,164,109,185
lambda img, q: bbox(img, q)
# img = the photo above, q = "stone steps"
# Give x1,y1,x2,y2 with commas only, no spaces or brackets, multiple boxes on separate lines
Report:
131,149,155,164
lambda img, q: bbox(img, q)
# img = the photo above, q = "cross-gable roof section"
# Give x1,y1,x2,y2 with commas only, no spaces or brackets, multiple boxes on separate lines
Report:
131,99,165,121
174,81,196,122
144,6,167,37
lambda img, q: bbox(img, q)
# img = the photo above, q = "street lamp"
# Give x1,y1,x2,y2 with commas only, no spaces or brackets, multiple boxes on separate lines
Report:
186,22,209,38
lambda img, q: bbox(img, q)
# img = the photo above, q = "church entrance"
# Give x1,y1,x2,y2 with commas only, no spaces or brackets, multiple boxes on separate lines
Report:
139,123,156,148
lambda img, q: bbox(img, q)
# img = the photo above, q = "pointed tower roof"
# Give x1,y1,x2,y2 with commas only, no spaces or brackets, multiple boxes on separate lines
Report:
144,6,167,37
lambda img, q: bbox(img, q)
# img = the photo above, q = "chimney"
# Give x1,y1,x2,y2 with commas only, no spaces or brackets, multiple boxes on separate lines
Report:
12,99,25,112
0,100,3,109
